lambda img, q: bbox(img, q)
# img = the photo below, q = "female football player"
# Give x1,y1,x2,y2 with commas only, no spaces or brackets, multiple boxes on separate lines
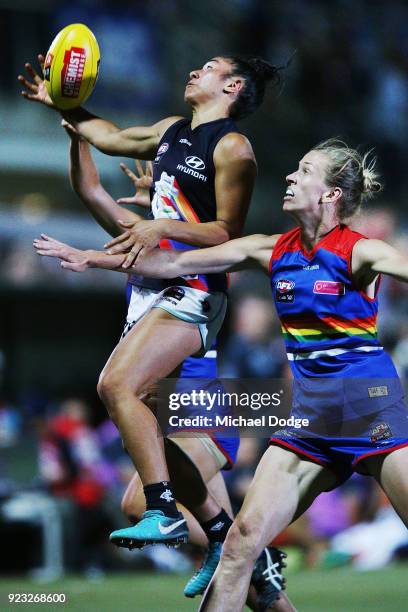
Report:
21,54,281,551
61,123,289,608
36,139,408,610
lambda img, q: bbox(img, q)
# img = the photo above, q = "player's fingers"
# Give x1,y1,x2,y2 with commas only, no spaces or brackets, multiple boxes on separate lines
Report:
25,62,42,84
116,197,137,205
122,246,142,268
146,161,153,177
38,54,46,70
18,75,37,92
119,162,138,183
61,261,81,272
135,159,144,177
104,230,130,249
107,237,135,254
118,220,134,227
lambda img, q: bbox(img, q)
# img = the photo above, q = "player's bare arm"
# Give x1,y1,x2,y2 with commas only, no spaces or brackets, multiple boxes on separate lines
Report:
105,132,257,267
352,238,408,285
18,56,182,158
65,122,143,237
34,233,280,277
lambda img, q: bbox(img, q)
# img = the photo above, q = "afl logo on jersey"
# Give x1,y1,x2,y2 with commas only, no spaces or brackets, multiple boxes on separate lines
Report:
276,280,295,293
275,279,295,303
185,156,205,170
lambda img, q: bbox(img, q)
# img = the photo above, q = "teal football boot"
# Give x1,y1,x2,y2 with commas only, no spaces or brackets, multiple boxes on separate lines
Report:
184,541,222,598
109,510,188,549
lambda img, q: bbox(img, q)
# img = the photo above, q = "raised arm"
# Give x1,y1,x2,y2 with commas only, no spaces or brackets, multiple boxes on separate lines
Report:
34,234,279,277
352,238,408,284
66,123,142,237
18,56,181,158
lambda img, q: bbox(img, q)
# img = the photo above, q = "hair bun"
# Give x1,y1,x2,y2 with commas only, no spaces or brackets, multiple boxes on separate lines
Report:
247,57,281,83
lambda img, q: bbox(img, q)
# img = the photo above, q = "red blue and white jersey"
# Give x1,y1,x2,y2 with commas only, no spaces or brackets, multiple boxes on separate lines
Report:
269,224,398,379
130,117,241,293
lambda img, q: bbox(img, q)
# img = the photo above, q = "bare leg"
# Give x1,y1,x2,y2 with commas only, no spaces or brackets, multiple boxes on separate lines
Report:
199,446,337,612
363,446,408,526
121,436,232,546
97,309,201,485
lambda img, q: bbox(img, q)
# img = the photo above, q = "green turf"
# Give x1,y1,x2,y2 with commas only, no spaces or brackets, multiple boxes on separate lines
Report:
0,565,406,611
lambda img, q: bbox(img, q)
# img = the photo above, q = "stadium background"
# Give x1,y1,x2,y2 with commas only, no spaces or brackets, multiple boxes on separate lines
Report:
0,0,408,609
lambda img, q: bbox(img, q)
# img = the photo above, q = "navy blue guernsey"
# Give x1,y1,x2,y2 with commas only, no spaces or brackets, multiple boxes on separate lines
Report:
129,117,242,292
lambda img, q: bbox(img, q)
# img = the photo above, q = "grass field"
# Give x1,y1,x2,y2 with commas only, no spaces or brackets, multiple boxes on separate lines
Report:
0,566,407,611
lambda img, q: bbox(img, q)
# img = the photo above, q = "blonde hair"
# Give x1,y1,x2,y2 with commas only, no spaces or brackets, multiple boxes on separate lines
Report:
313,138,382,221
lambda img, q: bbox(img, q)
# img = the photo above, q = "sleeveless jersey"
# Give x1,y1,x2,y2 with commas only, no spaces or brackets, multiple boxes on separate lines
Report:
269,224,393,379
130,117,241,293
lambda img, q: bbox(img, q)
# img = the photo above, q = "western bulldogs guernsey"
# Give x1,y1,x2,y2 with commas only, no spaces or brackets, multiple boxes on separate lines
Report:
269,224,408,471
130,117,241,293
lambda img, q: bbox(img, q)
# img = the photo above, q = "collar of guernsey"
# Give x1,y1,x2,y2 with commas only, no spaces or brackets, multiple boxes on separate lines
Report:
269,224,384,376
129,117,242,293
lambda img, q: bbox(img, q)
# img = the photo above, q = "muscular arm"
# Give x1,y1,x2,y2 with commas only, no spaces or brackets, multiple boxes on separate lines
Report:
69,136,141,237
62,110,182,159
352,238,408,284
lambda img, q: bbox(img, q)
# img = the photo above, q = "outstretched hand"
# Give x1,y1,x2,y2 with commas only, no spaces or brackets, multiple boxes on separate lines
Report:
34,234,90,272
117,159,153,208
18,54,55,108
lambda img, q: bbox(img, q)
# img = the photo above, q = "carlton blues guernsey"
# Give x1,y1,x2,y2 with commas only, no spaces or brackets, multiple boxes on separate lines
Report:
129,117,242,293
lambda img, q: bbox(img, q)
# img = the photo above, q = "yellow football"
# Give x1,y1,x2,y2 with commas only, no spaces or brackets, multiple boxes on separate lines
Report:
43,23,100,110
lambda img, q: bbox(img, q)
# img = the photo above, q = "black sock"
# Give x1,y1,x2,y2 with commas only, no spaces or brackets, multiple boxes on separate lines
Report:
201,509,233,543
143,481,179,518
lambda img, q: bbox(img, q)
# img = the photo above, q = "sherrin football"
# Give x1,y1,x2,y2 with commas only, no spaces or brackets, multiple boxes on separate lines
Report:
43,23,100,110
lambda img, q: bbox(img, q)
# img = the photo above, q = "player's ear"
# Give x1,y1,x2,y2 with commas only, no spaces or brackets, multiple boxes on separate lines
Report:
223,77,244,96
321,187,342,204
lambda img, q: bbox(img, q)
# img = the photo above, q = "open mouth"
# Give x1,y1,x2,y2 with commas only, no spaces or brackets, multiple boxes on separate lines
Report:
284,188,294,200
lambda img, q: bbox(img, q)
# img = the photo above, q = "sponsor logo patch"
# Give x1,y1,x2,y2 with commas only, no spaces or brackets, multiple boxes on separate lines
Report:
275,279,295,303
370,421,392,443
313,280,345,295
368,385,388,398
179,138,192,146
61,47,86,98
185,155,205,170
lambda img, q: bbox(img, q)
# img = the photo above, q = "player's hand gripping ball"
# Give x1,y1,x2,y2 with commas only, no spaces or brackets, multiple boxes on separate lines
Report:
43,23,100,110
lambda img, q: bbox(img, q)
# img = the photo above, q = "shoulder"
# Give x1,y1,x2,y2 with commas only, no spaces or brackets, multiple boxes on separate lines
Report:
213,132,256,165
353,238,396,266
271,226,300,260
153,116,186,139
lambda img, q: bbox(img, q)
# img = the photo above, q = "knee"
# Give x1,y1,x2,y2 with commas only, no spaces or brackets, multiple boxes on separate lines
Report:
222,516,263,565
97,367,131,409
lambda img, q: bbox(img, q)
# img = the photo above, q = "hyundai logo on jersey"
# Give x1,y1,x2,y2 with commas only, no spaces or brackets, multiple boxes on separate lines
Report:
185,156,205,170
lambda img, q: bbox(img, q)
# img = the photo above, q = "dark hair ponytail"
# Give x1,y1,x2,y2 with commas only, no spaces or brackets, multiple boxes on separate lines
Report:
224,55,283,120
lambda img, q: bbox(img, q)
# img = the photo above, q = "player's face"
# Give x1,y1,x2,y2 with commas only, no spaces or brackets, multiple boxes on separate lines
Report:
184,57,236,105
283,151,332,216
